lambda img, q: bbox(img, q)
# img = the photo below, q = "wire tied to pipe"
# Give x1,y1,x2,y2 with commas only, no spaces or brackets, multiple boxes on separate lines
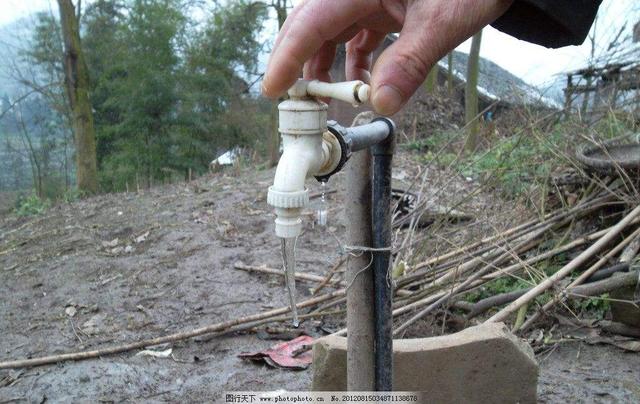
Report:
343,245,393,254
343,245,394,291
325,226,395,292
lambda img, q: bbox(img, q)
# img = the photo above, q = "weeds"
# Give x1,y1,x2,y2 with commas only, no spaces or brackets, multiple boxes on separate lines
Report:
14,194,50,216
464,277,530,303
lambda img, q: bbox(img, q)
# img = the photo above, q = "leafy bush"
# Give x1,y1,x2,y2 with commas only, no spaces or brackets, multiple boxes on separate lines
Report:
14,194,50,216
576,294,611,318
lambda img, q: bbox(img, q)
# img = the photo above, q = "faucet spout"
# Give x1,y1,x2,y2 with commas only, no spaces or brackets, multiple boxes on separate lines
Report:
272,135,324,193
268,130,340,238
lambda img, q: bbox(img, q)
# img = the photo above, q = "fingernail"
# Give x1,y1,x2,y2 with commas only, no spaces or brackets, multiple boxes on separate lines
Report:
372,85,403,116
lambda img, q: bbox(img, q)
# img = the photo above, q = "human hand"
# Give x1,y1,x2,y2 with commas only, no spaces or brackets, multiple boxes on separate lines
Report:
262,0,513,115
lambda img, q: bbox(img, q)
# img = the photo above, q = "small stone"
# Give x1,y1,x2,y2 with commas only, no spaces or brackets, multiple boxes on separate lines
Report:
102,238,119,248
135,231,149,244
65,306,77,317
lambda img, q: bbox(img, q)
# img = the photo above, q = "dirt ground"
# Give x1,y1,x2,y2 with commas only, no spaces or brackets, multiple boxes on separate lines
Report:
1,153,639,403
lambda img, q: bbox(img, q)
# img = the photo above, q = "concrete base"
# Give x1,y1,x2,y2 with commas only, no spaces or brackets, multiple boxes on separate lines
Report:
312,323,538,403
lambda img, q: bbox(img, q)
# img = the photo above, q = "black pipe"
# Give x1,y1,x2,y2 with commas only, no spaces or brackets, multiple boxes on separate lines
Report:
345,120,393,152
371,121,395,391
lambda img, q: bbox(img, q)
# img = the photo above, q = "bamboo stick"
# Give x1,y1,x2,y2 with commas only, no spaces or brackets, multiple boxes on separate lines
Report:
0,290,344,370
234,262,346,287
403,195,613,284
518,226,640,330
393,221,551,336
487,204,640,324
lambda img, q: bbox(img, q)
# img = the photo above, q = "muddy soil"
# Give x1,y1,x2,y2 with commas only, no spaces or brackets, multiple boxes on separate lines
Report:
1,153,638,403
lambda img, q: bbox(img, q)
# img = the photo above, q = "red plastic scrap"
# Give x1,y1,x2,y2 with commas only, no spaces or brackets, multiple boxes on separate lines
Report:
238,335,314,370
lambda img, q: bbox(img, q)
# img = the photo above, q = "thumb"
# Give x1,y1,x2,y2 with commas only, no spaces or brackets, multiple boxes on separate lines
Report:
370,14,443,115
370,0,512,116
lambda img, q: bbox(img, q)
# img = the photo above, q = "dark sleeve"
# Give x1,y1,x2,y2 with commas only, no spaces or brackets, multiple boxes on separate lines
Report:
491,0,602,48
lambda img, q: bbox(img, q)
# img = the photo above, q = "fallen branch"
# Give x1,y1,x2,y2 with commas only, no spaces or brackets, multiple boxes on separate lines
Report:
408,194,613,274
0,290,344,370
568,270,639,297
311,258,346,295
487,204,640,324
461,289,529,319
458,270,639,319
519,226,640,330
394,220,553,336
598,320,640,338
234,262,345,287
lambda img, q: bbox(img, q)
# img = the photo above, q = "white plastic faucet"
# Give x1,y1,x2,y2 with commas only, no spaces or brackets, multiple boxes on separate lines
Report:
267,79,370,238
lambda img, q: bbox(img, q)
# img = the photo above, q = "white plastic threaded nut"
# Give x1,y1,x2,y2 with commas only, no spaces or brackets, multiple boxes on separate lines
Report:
267,187,309,208
274,207,303,238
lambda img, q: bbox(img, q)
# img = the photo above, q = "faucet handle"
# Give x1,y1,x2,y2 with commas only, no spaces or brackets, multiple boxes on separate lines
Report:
304,80,370,106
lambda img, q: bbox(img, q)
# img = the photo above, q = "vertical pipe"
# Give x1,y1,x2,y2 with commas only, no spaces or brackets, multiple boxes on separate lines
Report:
372,131,395,391
346,117,375,391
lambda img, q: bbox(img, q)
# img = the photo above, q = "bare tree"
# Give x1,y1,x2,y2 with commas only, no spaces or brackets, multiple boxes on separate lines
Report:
424,66,438,93
447,52,454,95
464,30,482,153
266,0,289,168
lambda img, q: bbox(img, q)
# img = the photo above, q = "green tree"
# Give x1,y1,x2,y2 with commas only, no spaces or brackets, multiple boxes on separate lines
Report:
82,0,127,169
95,0,186,189
22,0,269,193
179,1,268,172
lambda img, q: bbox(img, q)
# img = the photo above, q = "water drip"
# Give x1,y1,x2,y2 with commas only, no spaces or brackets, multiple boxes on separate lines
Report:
316,181,328,227
281,237,299,327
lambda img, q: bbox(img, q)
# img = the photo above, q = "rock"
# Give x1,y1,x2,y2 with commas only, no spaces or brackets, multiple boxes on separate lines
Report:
81,313,106,335
102,238,119,248
312,322,538,403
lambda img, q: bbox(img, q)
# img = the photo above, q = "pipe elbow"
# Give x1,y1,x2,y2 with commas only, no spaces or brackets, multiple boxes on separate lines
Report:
267,137,327,239
272,142,322,193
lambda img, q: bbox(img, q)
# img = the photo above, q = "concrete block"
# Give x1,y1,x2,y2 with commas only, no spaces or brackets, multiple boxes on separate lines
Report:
312,322,538,403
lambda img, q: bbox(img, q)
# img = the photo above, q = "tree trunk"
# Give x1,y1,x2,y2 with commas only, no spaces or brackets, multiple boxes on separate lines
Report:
58,0,98,194
447,52,454,95
424,66,438,93
464,30,482,154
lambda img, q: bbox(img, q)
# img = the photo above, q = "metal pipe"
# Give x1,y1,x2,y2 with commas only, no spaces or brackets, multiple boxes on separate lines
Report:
344,119,395,152
346,144,375,391
371,128,395,391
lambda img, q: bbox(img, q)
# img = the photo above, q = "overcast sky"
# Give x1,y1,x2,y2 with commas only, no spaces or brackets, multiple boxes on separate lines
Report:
1,0,637,91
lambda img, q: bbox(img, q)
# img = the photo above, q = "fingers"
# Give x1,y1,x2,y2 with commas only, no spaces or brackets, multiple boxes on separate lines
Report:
262,0,379,98
369,4,448,116
303,41,337,83
370,0,513,115
345,29,386,82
